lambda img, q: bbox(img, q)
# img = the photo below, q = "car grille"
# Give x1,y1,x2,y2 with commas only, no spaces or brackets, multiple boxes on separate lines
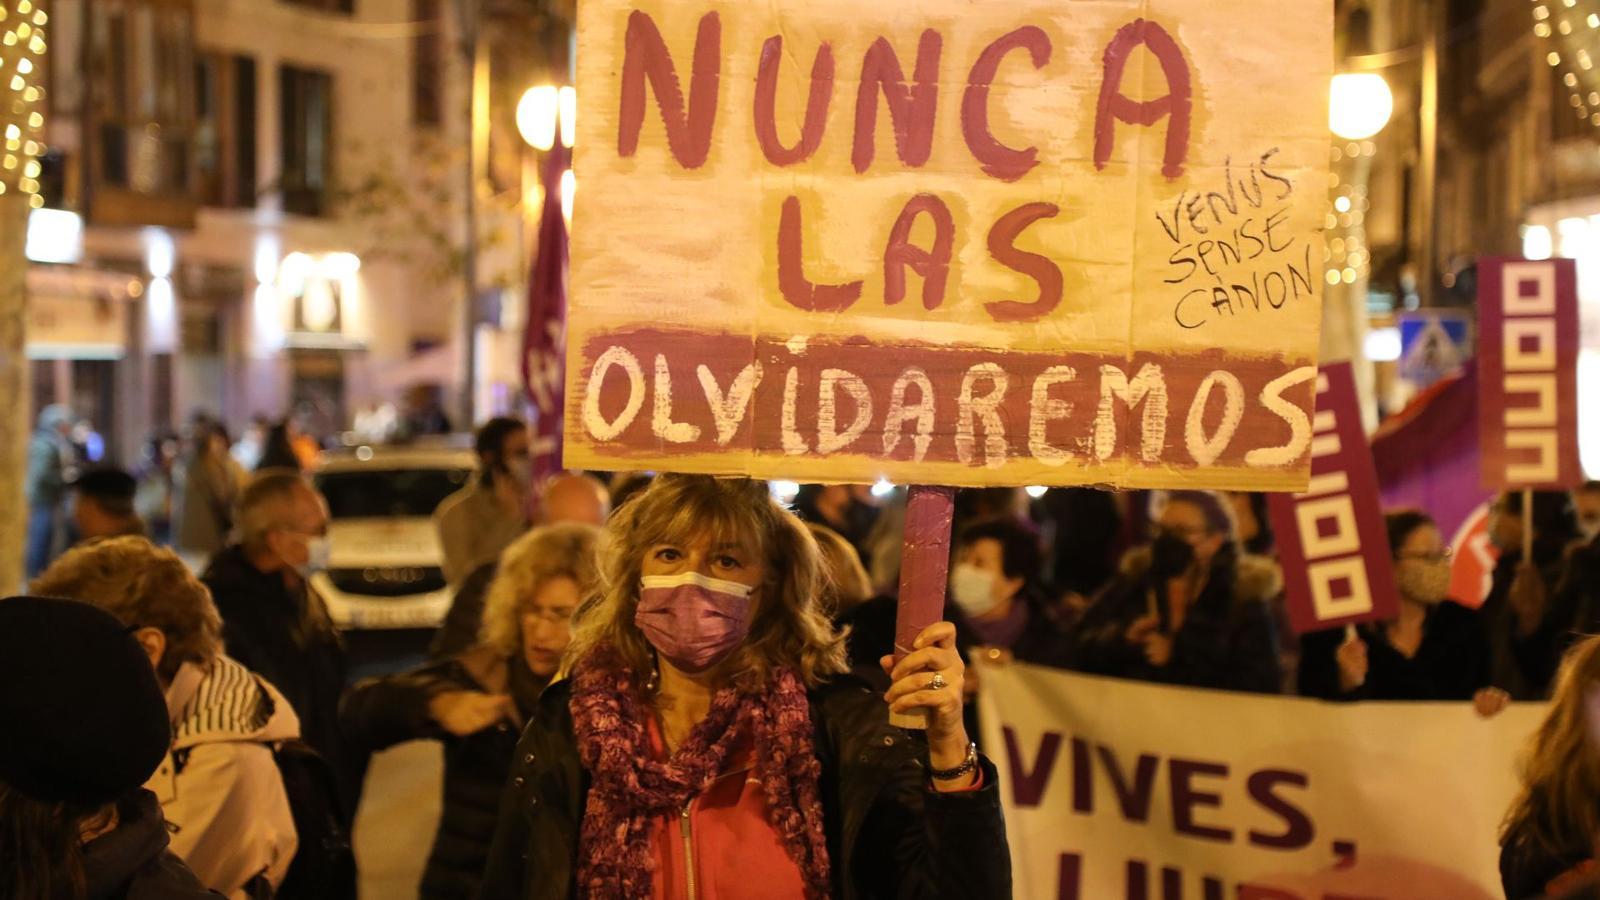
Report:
326,566,447,598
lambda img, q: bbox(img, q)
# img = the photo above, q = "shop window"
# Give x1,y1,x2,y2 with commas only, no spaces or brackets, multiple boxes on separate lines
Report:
280,65,335,217
196,54,258,208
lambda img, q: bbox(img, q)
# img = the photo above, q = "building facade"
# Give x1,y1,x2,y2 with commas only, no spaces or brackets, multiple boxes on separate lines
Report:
25,0,564,462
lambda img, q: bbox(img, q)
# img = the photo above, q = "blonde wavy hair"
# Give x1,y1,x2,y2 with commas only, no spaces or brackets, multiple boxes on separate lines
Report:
1503,634,1600,858
479,523,602,658
31,537,222,682
565,474,848,689
806,522,873,615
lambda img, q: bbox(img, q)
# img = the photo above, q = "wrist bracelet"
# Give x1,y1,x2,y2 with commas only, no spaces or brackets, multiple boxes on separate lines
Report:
928,741,978,781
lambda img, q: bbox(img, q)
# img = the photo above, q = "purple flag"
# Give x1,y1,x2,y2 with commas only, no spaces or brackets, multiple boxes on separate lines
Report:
522,144,571,517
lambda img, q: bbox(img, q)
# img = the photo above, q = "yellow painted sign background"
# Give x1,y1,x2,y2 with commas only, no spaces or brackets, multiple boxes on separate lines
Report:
565,0,1333,490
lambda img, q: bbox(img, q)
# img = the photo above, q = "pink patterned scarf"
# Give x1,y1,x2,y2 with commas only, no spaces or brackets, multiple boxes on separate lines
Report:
569,645,831,898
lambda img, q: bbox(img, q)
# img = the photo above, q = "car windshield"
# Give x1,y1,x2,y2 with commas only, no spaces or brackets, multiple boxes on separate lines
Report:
315,467,472,519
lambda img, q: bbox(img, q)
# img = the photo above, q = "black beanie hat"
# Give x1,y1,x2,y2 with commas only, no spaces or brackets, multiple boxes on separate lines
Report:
0,596,170,807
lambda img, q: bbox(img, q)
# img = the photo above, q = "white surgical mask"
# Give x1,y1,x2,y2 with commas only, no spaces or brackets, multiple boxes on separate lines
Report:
505,457,534,487
949,564,1000,618
297,536,332,577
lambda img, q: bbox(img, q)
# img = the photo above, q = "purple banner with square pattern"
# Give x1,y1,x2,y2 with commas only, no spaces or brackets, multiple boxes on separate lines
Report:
1267,362,1400,635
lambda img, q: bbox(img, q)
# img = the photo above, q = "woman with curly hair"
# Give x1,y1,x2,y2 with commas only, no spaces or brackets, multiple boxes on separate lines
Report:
342,524,599,900
478,474,1010,899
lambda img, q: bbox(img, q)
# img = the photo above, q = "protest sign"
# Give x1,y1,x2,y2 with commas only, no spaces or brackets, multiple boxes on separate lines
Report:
978,661,1541,900
564,0,1333,490
1478,258,1583,490
1266,363,1399,634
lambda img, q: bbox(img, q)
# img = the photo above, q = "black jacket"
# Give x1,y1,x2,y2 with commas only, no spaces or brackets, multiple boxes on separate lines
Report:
476,677,1011,900
1068,546,1283,694
202,545,358,814
1298,601,1492,701
1501,824,1591,900
1481,547,1577,701
83,790,222,900
342,652,546,900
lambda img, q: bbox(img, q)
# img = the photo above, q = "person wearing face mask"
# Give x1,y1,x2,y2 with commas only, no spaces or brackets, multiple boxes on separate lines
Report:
435,417,533,585
201,471,357,820
1575,482,1600,543
947,517,1077,666
1480,490,1584,700
477,474,1011,900
1297,510,1503,713
342,524,598,900
1067,490,1283,694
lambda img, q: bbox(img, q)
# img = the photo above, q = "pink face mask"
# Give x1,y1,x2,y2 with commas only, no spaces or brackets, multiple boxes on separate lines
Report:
635,572,755,674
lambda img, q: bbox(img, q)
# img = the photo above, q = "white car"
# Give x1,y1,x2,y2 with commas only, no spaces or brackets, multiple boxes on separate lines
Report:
310,442,476,630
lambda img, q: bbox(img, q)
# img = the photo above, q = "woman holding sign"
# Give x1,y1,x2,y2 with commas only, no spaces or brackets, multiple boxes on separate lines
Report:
1297,510,1505,713
477,474,1010,899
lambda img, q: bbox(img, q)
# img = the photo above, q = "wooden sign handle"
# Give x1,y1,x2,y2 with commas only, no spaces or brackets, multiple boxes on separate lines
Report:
1522,488,1535,563
891,485,956,731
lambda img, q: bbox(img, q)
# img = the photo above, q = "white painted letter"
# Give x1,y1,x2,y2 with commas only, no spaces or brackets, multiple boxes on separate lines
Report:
782,367,808,455
697,362,762,446
883,368,935,463
582,346,645,441
1094,363,1168,463
1245,365,1318,467
817,368,873,455
957,363,1009,469
1028,366,1077,466
1184,370,1245,466
652,355,701,443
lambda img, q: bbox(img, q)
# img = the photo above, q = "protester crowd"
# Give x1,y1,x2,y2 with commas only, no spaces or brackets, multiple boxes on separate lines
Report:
9,410,1600,899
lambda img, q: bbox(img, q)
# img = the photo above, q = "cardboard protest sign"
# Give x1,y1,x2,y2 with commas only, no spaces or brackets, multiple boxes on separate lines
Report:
565,0,1332,490
980,662,1540,899
1478,258,1583,490
1266,363,1399,634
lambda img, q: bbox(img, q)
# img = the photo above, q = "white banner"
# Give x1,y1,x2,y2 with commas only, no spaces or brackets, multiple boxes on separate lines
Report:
976,661,1544,900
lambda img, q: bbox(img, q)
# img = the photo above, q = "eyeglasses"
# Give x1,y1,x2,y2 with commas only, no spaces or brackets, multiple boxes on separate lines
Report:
521,607,575,625
1396,548,1452,563
1148,523,1210,541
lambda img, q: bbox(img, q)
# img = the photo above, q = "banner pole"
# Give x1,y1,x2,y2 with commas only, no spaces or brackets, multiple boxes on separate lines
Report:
891,485,956,731
1522,487,1535,563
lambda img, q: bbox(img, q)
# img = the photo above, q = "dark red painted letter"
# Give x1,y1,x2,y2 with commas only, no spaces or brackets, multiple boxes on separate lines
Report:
618,11,721,169
754,36,834,167
1093,19,1192,179
985,202,1063,322
884,194,955,310
962,26,1052,182
853,30,943,173
778,196,863,312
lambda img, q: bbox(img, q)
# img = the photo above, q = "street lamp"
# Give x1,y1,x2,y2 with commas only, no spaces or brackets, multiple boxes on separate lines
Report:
1329,72,1394,141
517,84,575,151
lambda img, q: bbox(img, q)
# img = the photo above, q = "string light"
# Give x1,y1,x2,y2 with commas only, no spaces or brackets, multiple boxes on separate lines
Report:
0,0,49,206
1532,0,1600,129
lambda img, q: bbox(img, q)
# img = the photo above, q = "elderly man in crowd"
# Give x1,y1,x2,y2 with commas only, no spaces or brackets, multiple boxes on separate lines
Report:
201,470,357,818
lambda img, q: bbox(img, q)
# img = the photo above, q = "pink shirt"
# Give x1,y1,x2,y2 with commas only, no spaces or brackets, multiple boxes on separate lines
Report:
645,720,807,900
